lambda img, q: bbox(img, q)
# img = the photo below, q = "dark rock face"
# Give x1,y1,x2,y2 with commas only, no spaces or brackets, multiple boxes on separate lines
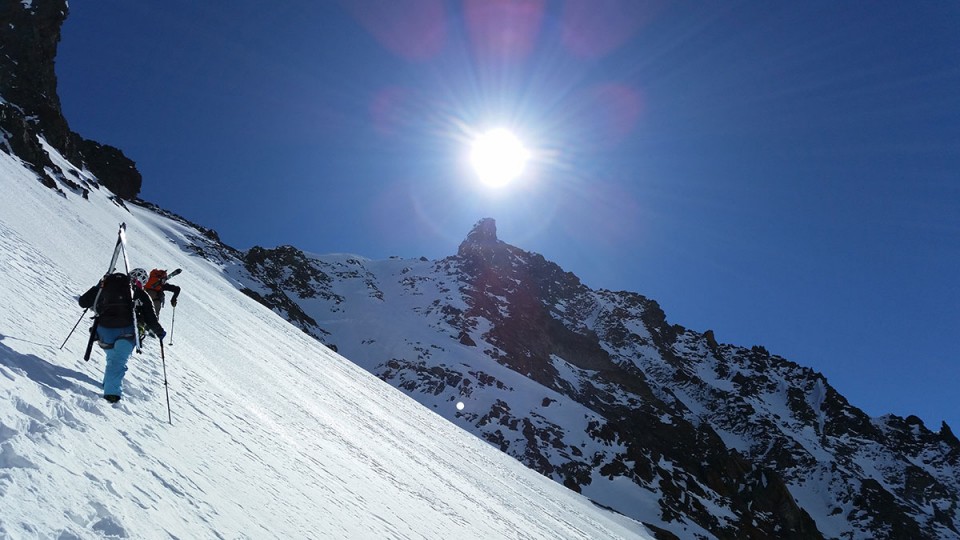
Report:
590,288,959,538
76,139,142,200
0,103,54,184
0,1,68,136
0,0,142,199
242,245,338,341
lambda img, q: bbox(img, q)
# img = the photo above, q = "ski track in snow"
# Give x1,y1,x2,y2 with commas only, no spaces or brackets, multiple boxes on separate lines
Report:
0,149,651,538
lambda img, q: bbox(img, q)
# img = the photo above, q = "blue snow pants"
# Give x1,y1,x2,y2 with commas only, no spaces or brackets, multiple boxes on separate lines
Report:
97,325,136,397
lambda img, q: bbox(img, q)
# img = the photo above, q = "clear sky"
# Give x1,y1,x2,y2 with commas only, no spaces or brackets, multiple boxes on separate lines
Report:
56,1,959,432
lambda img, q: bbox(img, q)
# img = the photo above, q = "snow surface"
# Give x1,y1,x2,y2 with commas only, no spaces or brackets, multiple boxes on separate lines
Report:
0,146,651,538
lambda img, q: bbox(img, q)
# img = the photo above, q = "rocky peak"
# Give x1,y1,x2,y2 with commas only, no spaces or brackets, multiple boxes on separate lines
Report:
457,218,503,258
465,217,498,244
941,422,960,449
0,1,142,200
457,218,523,280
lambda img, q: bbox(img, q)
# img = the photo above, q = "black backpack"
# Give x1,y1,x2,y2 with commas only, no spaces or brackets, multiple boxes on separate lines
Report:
95,272,134,325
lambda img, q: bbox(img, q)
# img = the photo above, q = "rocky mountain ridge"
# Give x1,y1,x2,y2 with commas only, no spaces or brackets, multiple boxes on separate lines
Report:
228,217,958,539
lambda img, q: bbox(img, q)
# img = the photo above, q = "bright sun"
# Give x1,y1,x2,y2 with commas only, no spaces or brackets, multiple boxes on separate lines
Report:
469,128,530,188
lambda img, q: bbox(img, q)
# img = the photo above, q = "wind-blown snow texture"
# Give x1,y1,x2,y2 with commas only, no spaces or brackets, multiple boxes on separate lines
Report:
0,147,650,539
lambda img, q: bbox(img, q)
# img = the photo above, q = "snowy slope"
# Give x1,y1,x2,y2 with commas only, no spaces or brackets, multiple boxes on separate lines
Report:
235,251,700,532
238,220,959,538
0,146,651,539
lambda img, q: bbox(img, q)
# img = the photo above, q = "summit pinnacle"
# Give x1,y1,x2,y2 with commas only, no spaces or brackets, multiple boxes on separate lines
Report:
458,218,502,259
466,218,498,244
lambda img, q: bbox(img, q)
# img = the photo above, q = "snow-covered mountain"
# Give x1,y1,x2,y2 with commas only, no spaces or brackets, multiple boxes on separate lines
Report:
2,2,957,538
231,217,960,539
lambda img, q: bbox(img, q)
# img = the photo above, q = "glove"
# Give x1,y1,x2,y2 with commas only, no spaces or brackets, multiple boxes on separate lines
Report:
156,329,167,340
170,297,178,307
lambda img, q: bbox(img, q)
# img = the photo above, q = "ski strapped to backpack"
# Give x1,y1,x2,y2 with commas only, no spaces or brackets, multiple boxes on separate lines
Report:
87,224,126,319
144,268,182,292
81,223,143,359
64,224,126,353
81,223,125,360
116,224,142,354
145,269,166,292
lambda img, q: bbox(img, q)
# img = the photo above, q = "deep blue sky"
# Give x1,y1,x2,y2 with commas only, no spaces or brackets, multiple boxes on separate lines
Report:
57,1,959,432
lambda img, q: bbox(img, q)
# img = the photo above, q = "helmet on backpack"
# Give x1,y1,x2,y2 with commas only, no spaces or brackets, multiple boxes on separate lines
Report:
130,268,148,286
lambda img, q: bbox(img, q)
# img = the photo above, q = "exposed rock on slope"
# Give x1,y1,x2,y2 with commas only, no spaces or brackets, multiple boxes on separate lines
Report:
0,1,141,199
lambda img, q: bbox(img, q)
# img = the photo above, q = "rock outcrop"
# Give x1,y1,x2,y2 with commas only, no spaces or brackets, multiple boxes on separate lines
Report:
0,1,141,199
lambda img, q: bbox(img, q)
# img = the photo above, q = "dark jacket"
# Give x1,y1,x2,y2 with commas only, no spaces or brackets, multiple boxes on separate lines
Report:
147,282,180,303
79,282,164,335
161,282,180,301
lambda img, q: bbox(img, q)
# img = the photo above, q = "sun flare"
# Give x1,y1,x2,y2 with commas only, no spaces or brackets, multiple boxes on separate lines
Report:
469,128,530,188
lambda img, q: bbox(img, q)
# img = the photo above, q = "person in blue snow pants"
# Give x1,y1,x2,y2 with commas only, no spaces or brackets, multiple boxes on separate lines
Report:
78,269,165,403
96,326,136,398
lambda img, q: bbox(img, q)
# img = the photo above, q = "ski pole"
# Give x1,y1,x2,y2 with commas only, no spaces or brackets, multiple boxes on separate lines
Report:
169,305,176,346
60,309,88,349
160,341,172,425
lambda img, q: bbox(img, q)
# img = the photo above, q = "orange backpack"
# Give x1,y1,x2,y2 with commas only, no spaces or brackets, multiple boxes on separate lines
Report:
145,269,167,292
